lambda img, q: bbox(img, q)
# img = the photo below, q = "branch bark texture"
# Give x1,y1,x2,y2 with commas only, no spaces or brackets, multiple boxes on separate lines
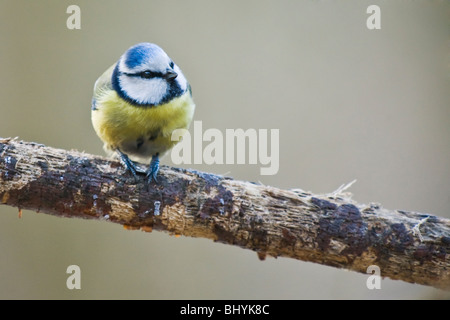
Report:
0,138,449,289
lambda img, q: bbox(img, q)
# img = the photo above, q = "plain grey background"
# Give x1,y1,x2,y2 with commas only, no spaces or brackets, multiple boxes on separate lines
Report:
0,1,449,299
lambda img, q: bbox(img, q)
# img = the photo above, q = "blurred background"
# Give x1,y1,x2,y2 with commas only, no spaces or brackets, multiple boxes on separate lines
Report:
0,0,449,299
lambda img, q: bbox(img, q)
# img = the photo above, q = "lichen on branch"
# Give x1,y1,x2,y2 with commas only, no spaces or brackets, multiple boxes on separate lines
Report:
0,137,449,290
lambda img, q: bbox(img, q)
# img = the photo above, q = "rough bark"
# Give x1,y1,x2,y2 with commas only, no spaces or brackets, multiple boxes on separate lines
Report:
0,137,449,289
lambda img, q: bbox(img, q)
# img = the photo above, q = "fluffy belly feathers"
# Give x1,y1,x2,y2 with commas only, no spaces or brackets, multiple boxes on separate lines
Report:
92,90,195,163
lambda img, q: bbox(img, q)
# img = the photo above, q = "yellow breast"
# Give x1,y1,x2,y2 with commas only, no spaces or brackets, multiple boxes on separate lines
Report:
91,89,195,162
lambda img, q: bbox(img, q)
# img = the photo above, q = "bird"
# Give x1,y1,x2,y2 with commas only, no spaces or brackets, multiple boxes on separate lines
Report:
91,42,195,185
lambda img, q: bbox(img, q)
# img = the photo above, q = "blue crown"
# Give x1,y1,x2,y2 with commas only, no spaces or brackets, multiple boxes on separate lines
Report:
124,43,164,69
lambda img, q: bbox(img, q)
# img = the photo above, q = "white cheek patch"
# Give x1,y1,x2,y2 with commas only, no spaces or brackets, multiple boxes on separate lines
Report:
119,75,167,105
174,64,187,92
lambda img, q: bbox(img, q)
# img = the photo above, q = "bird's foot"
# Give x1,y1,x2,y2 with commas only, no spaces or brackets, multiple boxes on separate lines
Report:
116,149,142,183
146,154,160,186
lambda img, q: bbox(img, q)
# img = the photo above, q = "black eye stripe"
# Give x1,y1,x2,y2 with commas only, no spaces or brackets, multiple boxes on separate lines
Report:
139,70,159,79
169,61,174,69
140,70,153,78
123,70,163,79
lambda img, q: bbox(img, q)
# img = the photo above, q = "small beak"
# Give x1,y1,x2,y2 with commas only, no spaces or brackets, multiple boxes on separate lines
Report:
163,69,178,81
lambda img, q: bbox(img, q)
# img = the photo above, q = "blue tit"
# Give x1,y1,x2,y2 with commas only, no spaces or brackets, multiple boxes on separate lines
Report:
91,42,195,185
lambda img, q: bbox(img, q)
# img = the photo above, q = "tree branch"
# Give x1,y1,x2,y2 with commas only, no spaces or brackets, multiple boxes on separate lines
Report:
1,137,449,290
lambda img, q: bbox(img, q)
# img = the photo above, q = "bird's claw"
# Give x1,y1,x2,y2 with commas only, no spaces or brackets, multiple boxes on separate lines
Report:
117,149,139,182
146,154,160,186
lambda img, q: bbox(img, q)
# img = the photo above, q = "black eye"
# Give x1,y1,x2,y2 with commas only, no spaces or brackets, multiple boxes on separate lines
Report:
169,61,174,69
140,70,154,79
